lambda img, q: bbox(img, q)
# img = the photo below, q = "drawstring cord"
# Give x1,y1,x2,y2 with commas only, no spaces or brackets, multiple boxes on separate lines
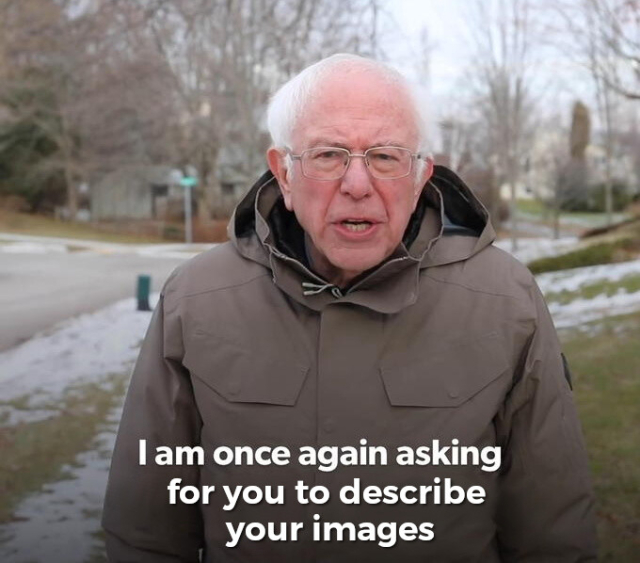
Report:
301,282,343,299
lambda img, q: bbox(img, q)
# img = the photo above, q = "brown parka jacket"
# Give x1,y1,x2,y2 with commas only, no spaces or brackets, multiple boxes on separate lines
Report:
102,166,597,562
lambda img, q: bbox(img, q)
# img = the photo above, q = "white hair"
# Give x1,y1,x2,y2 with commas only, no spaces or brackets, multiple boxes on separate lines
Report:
267,54,431,158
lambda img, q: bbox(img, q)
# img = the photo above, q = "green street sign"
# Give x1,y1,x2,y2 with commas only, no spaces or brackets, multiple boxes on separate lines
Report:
180,176,198,187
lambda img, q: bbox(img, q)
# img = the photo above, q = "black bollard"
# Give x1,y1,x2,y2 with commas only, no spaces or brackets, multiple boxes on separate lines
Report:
137,274,151,311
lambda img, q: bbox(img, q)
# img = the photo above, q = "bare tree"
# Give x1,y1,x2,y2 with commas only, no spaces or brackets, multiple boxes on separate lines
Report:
124,0,386,219
1,0,387,219
463,0,537,251
0,0,88,215
439,116,473,173
552,0,633,225
0,0,169,214
558,0,640,100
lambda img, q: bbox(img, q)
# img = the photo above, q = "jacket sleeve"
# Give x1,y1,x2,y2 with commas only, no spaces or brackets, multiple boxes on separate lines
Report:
102,290,204,562
494,281,597,562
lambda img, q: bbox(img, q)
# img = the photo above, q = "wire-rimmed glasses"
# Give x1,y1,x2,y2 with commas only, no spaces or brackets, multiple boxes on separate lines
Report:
288,146,422,180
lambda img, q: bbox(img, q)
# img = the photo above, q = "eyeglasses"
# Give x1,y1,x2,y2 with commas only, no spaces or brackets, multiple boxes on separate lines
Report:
288,146,423,180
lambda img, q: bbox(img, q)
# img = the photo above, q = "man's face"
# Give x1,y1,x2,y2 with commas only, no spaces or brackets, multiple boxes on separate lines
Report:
268,71,433,287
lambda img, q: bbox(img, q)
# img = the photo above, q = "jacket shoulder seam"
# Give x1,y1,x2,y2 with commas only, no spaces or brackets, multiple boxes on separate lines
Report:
424,272,530,301
168,272,272,301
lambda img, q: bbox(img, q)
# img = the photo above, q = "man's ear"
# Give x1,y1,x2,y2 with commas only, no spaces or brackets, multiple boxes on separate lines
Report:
267,147,293,211
413,157,435,207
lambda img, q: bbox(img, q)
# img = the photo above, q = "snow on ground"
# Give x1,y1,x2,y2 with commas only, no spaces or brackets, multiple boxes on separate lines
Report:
548,289,640,330
0,241,69,254
494,236,580,264
0,404,122,563
0,297,153,562
495,238,640,329
0,231,214,260
502,218,561,238
535,259,640,294
2,241,640,562
0,296,156,426
535,259,640,329
6,257,639,425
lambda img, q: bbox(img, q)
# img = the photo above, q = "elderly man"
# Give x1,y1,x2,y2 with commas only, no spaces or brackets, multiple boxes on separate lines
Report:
103,54,597,562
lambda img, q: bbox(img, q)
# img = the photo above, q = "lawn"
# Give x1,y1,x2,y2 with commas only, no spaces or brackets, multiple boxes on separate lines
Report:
516,198,632,228
562,312,640,561
0,309,638,560
0,374,127,525
544,274,640,304
0,209,164,244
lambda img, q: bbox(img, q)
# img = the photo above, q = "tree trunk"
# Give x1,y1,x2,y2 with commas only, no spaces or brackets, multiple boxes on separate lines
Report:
508,155,519,252
553,184,561,240
63,164,78,220
604,146,613,227
510,179,518,252
197,188,212,222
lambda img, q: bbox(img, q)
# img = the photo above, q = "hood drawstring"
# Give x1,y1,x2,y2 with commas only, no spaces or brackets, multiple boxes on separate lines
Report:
302,282,343,299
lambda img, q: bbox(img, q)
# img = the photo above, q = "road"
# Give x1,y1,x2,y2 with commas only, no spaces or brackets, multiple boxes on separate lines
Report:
0,238,196,351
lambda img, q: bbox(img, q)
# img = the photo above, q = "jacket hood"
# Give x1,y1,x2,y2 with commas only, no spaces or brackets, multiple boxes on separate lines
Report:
227,165,496,313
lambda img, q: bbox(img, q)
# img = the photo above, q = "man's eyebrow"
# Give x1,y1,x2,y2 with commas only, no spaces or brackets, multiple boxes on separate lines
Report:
306,138,349,149
305,139,409,149
377,140,408,148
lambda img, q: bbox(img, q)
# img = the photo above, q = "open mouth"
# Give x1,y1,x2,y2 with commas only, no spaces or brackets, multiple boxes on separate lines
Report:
341,220,373,232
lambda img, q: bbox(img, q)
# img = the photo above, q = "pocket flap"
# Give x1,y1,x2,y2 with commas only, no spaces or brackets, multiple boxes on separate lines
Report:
379,331,509,407
183,334,309,406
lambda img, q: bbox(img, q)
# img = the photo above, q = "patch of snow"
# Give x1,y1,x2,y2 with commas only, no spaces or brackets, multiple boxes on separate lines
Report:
536,258,640,294
1,236,640,561
494,236,580,264
1,408,60,427
0,242,68,254
0,232,123,253
0,402,123,563
0,296,157,427
501,219,561,238
531,258,640,329
548,287,640,329
558,212,629,228
0,231,215,259
134,243,214,260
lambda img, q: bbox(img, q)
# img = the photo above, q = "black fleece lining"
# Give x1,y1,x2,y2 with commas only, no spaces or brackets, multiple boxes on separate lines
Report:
430,168,487,234
233,170,273,240
269,198,310,266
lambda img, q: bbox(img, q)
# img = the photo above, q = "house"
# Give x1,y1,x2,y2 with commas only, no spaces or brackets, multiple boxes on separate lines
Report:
90,165,185,221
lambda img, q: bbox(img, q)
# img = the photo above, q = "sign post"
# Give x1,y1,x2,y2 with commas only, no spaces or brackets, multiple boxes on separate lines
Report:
179,176,198,244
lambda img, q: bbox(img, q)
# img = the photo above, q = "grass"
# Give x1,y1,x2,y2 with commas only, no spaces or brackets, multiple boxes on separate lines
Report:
516,198,631,224
0,374,127,525
544,273,640,305
1,294,638,561
516,198,548,217
563,311,640,561
528,238,639,274
0,209,164,244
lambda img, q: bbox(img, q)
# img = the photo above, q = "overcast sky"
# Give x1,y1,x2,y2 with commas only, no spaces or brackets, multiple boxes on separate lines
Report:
380,0,640,149
387,0,468,97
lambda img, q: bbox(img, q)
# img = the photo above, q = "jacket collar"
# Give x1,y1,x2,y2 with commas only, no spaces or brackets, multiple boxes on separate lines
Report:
228,165,495,313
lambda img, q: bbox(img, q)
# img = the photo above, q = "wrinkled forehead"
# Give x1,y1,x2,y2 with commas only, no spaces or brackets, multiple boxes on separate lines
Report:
291,69,420,148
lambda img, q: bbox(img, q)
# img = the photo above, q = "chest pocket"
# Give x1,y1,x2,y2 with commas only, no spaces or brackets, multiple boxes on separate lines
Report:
183,332,310,406
379,331,510,407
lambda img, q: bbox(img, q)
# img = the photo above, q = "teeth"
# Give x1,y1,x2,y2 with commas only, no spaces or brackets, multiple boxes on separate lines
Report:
343,222,370,232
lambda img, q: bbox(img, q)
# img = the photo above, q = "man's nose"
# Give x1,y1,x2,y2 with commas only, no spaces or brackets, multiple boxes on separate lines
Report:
339,155,373,199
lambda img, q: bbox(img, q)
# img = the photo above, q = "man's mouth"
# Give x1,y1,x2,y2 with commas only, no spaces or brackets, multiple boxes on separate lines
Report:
341,220,373,232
